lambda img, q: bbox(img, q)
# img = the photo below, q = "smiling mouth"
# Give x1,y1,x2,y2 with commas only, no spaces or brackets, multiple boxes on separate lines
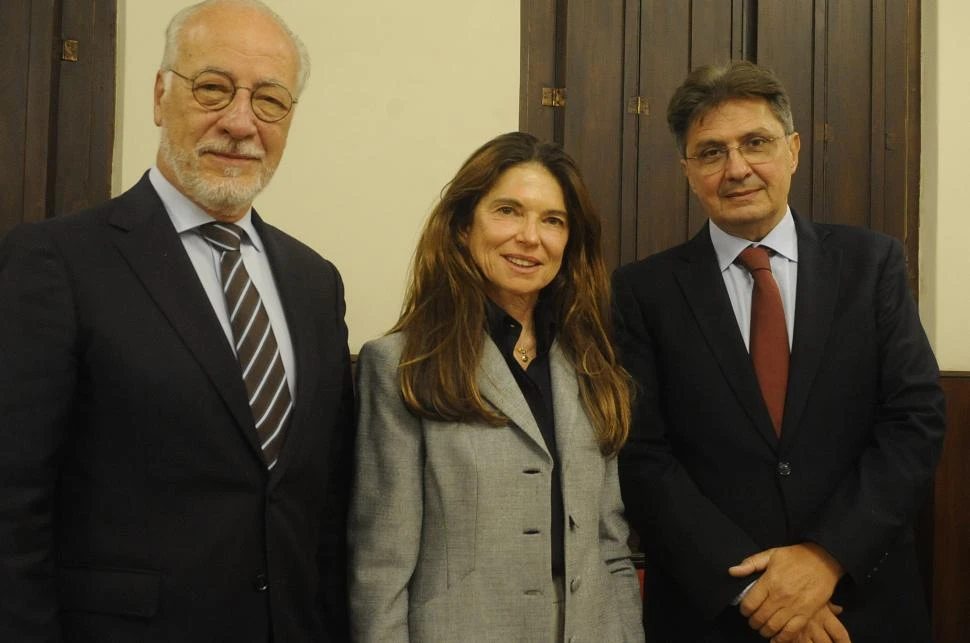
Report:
504,255,540,268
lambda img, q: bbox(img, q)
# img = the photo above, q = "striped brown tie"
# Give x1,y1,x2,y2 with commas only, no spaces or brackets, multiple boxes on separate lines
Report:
738,245,789,436
200,222,292,468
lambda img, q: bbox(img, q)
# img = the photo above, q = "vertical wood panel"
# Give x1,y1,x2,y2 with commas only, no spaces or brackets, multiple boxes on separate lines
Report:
757,0,818,221
822,0,871,227
685,0,738,236
934,374,970,643
620,0,641,265
0,1,31,237
563,0,625,270
52,0,115,216
635,0,690,259
885,0,922,295
519,0,560,142
23,0,58,226
0,0,58,238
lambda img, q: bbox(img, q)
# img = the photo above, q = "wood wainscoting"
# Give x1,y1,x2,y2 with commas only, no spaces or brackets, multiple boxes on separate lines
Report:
931,373,970,642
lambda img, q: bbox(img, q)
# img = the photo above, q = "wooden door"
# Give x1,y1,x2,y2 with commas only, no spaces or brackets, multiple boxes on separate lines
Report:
520,0,920,289
0,0,116,238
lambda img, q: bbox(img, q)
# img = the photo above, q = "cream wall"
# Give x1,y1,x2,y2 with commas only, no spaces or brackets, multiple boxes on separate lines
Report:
114,1,520,352
921,0,970,370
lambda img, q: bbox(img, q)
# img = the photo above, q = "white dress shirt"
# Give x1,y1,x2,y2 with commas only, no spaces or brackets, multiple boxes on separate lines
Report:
148,167,297,399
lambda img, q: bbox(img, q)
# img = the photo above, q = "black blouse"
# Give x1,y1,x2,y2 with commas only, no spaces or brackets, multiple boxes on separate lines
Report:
485,297,565,578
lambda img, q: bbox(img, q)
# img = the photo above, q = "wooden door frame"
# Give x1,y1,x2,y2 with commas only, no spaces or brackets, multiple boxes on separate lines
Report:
0,0,116,238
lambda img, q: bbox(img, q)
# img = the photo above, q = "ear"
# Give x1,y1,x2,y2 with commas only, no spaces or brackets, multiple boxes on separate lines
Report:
153,71,166,127
680,158,698,195
787,132,801,175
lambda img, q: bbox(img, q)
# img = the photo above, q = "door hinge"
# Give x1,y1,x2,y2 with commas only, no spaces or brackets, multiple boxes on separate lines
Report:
61,39,79,62
541,87,566,108
627,96,649,116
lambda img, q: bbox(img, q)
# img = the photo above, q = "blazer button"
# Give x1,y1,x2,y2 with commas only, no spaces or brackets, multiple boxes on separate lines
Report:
569,576,582,593
777,461,792,476
254,573,269,592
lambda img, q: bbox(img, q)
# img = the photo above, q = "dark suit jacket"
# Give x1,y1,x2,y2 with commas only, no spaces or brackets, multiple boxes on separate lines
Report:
0,175,355,642
612,212,945,643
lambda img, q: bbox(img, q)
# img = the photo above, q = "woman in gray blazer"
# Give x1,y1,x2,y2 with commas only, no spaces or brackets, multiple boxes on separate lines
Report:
349,132,644,642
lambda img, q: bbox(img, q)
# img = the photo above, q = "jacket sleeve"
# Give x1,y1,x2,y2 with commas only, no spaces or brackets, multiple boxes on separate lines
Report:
612,269,761,619
801,237,946,583
598,453,646,642
0,224,77,642
348,338,423,643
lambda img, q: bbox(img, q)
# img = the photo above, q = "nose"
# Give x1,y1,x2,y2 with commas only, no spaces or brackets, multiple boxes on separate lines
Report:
722,145,752,179
516,216,540,245
217,90,259,139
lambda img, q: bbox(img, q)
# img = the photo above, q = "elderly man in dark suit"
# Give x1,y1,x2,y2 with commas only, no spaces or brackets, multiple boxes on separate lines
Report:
613,61,945,643
0,1,353,641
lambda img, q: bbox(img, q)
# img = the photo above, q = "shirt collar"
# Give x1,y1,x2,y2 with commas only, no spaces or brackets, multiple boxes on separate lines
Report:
708,206,798,271
148,166,263,253
484,295,558,352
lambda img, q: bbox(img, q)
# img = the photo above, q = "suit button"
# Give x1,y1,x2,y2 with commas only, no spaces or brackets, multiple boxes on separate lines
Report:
570,576,582,593
254,574,269,591
777,461,792,476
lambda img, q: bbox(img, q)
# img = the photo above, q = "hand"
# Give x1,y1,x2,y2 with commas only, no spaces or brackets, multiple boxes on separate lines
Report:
784,603,851,643
728,543,843,640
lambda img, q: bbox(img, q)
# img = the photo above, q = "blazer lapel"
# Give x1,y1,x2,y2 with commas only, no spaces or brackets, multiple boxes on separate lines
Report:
477,336,552,460
107,175,262,458
548,342,583,469
673,224,779,447
780,213,840,444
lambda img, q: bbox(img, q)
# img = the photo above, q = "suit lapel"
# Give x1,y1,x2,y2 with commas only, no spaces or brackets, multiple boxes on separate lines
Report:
107,176,262,459
781,214,840,444
673,225,779,447
477,336,552,460
548,342,582,468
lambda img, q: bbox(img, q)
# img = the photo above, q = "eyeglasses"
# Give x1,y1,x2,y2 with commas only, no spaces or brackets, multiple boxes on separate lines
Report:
167,68,296,123
685,135,788,175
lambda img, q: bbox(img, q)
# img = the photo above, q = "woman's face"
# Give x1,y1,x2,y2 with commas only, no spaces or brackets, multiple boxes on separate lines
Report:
464,162,569,317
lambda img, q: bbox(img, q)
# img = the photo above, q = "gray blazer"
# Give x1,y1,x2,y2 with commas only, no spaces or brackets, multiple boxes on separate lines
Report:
349,332,644,642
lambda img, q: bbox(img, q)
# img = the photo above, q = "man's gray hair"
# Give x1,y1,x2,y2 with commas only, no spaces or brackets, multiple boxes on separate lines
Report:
160,0,311,96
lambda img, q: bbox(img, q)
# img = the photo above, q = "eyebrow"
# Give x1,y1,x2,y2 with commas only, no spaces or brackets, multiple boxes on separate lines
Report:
194,66,291,89
488,197,567,217
691,128,779,148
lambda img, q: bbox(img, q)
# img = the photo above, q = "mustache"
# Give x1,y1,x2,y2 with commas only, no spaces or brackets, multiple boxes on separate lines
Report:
195,139,265,160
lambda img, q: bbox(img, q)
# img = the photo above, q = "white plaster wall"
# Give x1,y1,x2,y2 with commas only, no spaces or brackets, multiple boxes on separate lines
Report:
921,0,970,370
114,1,520,351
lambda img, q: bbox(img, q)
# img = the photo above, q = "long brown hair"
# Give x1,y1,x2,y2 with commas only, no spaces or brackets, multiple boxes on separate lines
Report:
391,132,632,455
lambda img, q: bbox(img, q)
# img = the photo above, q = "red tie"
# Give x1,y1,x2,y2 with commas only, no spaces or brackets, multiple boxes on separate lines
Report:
738,246,789,436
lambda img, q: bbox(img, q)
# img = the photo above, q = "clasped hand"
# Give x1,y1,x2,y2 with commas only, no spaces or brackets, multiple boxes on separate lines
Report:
728,543,850,642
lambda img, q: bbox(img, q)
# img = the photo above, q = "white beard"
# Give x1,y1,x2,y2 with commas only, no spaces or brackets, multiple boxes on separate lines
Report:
159,128,278,215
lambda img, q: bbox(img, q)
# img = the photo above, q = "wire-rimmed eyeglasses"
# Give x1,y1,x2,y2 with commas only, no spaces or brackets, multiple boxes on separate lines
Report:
684,135,789,176
167,68,296,123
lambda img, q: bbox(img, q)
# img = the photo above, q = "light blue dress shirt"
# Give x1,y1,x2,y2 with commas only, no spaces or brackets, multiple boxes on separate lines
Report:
148,167,297,400
708,208,798,351
709,208,798,605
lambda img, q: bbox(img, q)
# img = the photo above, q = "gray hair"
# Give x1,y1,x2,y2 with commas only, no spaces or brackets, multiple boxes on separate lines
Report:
666,60,795,155
160,0,311,96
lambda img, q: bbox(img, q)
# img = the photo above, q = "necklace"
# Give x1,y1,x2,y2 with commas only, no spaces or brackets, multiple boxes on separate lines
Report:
515,344,534,363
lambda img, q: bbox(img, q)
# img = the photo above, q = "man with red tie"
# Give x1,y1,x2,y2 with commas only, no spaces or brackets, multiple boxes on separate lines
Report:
613,61,945,643
0,2,353,640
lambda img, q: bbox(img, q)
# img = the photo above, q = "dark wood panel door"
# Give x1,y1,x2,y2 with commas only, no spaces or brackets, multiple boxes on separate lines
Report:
520,0,919,285
0,0,115,239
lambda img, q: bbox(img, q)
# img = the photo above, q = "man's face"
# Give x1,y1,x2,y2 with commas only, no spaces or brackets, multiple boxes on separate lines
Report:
154,4,300,222
681,98,800,241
